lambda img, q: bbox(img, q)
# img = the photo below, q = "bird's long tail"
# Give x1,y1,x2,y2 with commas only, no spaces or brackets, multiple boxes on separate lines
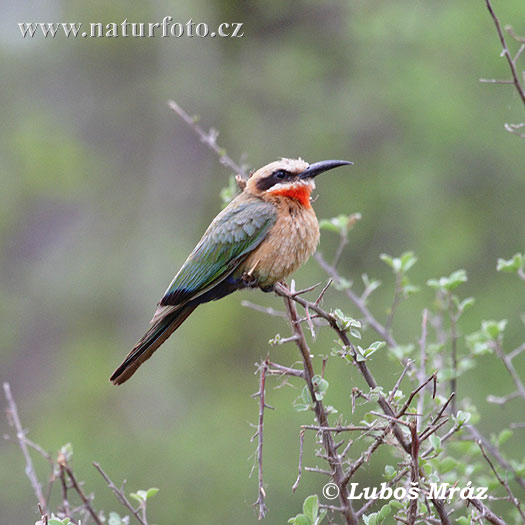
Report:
110,304,197,385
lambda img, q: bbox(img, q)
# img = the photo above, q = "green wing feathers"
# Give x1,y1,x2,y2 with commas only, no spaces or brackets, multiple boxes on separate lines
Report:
160,197,276,306
110,196,276,384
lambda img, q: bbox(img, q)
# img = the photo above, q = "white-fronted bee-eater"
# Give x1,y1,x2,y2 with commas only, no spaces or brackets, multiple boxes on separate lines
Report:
111,158,352,384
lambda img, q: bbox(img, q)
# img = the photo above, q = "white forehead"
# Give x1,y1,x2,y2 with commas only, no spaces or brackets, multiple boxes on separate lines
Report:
266,157,309,173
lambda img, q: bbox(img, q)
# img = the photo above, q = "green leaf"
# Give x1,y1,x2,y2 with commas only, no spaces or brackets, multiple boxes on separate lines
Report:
454,410,471,428
446,269,468,290
389,499,404,510
384,464,396,480
429,434,441,452
363,512,378,525
332,309,361,332
312,376,329,401
458,297,475,313
400,251,417,272
497,253,523,273
377,504,391,521
146,487,159,499
497,429,513,446
379,253,394,268
302,495,319,522
317,509,327,524
482,319,507,339
319,213,361,236
362,273,381,295
436,456,457,474
288,514,310,525
108,512,127,525
349,328,361,340
364,341,386,358
427,269,467,291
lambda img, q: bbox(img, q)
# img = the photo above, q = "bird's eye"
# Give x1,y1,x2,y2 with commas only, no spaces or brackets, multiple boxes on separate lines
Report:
274,170,287,180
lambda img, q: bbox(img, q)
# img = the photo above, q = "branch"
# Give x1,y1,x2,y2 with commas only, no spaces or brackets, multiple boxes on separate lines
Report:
484,0,525,106
314,253,397,348
58,453,102,525
3,382,47,514
92,462,148,525
477,440,525,521
273,282,411,455
280,284,358,525
168,99,249,183
251,357,270,519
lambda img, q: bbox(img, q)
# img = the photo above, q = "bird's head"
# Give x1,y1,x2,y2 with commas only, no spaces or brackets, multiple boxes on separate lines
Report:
246,158,353,207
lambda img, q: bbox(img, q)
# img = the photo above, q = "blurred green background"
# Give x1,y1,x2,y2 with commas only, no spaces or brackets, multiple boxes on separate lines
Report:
1,0,524,523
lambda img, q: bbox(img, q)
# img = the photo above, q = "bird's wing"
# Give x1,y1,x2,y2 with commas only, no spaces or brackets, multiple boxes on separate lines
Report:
159,197,277,308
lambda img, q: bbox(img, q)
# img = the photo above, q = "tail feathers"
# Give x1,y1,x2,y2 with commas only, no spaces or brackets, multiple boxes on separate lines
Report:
110,304,197,385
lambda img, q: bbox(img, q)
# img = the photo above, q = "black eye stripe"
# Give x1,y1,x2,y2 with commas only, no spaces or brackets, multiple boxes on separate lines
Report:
256,169,295,191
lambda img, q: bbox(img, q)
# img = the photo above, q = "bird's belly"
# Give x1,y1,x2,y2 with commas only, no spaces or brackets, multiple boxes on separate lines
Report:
242,206,320,288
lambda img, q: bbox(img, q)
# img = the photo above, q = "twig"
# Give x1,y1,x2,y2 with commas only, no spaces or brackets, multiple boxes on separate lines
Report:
59,455,103,525
387,359,414,403
466,497,506,525
252,357,269,519
466,425,525,490
484,0,525,105
408,420,419,524
492,340,525,401
314,253,397,348
274,282,411,455
93,462,148,525
266,361,304,378
3,382,47,514
385,271,403,333
241,300,287,318
477,440,525,521
292,428,306,492
280,284,358,525
447,294,458,414
168,99,249,181
417,310,429,432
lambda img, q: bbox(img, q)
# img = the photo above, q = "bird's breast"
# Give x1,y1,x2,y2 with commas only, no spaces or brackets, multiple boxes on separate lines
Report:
241,198,320,287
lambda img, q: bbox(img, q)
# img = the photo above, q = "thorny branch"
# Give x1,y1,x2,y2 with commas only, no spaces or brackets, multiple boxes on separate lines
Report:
93,462,149,525
251,357,270,519
3,382,48,514
168,100,250,183
280,283,358,525
483,0,525,106
483,0,525,138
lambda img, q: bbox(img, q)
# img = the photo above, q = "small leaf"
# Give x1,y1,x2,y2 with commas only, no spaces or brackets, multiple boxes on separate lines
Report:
303,494,319,522
400,251,417,273
429,434,441,452
146,487,159,499
379,253,394,268
497,429,513,446
377,504,391,521
384,464,395,480
288,514,310,525
454,410,471,428
497,253,523,273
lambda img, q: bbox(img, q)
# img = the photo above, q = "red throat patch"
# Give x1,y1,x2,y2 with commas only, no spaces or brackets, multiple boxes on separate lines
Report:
269,185,312,208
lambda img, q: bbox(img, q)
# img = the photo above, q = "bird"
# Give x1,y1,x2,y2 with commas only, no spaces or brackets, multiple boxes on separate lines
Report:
110,158,352,385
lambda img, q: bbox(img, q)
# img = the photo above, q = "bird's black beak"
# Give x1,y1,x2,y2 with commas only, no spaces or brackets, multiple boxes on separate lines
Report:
299,159,353,179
